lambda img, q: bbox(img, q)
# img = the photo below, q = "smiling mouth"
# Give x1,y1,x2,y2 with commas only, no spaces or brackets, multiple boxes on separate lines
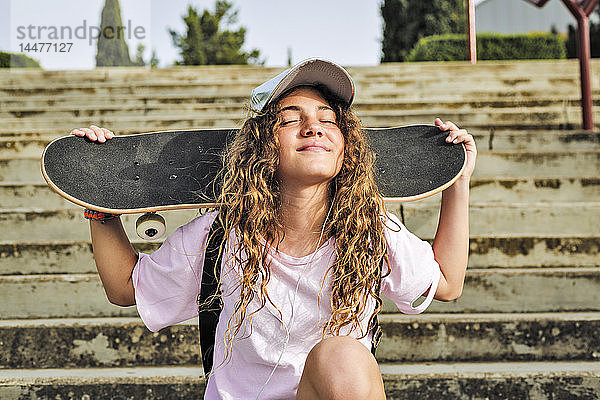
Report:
297,143,331,152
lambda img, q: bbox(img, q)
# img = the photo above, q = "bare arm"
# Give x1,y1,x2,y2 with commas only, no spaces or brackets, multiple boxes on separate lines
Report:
90,218,138,306
72,125,137,306
431,119,477,301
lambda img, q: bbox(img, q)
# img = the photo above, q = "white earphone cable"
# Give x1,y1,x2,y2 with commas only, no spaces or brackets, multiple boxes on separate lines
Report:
254,203,333,399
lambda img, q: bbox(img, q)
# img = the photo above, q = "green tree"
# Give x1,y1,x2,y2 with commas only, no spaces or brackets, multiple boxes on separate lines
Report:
0,52,42,68
132,43,160,68
169,1,262,65
381,0,467,62
566,4,600,58
96,0,133,66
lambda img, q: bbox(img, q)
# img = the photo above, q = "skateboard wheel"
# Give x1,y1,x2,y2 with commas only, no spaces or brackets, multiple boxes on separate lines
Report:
136,213,166,240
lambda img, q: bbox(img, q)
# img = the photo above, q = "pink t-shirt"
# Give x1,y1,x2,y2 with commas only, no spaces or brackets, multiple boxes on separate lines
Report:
132,211,440,400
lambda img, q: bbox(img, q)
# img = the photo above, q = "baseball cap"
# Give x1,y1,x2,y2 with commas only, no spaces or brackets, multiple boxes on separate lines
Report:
249,58,355,115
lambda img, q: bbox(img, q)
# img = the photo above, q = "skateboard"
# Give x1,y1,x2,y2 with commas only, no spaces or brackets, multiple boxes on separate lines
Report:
41,125,466,239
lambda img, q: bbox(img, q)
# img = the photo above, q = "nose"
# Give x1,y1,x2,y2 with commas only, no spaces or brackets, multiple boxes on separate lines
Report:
300,119,323,137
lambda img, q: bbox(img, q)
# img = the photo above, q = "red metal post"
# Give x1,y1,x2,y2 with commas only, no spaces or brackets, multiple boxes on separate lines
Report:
577,13,594,130
466,0,477,64
561,0,597,130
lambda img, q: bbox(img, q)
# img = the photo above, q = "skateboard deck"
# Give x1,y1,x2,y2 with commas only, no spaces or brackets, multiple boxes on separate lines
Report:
41,125,466,214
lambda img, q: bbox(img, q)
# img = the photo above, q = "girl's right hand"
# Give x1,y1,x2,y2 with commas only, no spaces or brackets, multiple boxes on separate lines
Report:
70,125,114,143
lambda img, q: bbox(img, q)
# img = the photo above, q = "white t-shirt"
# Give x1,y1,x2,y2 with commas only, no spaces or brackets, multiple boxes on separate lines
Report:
132,210,440,400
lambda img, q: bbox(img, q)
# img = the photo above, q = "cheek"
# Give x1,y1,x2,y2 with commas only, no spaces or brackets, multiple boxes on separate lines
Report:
334,135,345,172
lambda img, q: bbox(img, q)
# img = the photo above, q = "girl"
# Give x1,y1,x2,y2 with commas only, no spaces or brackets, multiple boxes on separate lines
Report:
71,58,477,400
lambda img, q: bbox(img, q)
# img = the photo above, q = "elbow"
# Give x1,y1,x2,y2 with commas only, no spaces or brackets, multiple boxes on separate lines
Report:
435,284,464,302
106,291,135,307
109,298,135,307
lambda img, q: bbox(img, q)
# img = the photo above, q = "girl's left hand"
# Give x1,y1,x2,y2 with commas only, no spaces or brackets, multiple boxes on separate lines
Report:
435,118,477,181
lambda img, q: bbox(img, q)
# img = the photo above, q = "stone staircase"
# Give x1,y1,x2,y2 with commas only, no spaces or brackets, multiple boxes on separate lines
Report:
1,60,599,399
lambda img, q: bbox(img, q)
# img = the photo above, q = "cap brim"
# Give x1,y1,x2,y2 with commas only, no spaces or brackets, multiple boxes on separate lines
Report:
250,58,355,113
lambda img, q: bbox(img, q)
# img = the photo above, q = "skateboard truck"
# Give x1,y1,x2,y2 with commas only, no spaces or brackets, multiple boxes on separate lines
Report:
136,213,166,240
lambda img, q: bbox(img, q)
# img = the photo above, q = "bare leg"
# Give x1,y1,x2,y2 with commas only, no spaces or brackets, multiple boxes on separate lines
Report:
296,336,386,400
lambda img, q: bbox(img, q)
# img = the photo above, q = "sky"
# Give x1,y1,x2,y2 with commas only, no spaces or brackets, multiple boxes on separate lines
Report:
0,0,384,70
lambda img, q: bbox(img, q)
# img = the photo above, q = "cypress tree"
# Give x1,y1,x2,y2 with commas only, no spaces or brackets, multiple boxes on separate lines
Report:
96,0,133,66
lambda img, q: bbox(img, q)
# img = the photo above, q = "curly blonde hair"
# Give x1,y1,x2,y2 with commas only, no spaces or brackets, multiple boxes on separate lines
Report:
208,86,389,362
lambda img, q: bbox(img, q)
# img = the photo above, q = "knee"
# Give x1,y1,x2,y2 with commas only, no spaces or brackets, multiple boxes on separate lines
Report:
302,336,384,400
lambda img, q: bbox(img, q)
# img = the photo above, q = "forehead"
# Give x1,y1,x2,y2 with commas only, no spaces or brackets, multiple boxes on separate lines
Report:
276,87,333,110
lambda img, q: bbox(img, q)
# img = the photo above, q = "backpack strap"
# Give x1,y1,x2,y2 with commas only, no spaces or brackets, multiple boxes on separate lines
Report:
197,216,225,378
370,257,384,356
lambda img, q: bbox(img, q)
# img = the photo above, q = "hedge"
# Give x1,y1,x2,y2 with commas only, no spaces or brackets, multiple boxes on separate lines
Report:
407,33,566,61
0,52,42,68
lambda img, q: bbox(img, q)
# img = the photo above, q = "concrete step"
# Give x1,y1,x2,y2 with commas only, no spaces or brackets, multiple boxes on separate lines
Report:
0,240,160,275
1,268,598,318
5,176,598,209
478,130,600,151
3,148,597,184
0,102,246,121
0,71,589,98
0,59,591,82
393,202,600,236
467,177,600,202
423,267,600,314
0,97,589,121
389,175,600,204
1,362,599,399
0,183,76,208
0,159,45,182
0,73,585,96
0,113,244,131
361,108,590,130
0,209,200,241
2,201,598,241
0,93,249,109
5,90,587,112
2,235,597,276
0,274,137,318
2,201,599,241
464,235,600,269
2,130,599,160
380,361,600,399
472,150,600,178
2,95,595,122
0,366,203,400
2,119,596,136
0,317,199,369
0,313,598,369
0,107,592,131
377,313,600,363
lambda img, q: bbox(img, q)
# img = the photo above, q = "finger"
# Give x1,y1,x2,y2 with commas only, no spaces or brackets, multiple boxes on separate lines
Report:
89,125,106,143
434,118,444,127
71,129,85,137
446,129,469,143
100,127,114,139
443,120,459,131
79,127,97,141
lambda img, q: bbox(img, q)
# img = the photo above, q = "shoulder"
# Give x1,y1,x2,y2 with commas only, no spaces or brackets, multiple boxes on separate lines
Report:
381,211,430,254
180,210,219,235
381,211,404,238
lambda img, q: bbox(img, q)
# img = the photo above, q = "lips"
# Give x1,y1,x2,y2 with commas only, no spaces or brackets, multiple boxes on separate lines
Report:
297,142,331,152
